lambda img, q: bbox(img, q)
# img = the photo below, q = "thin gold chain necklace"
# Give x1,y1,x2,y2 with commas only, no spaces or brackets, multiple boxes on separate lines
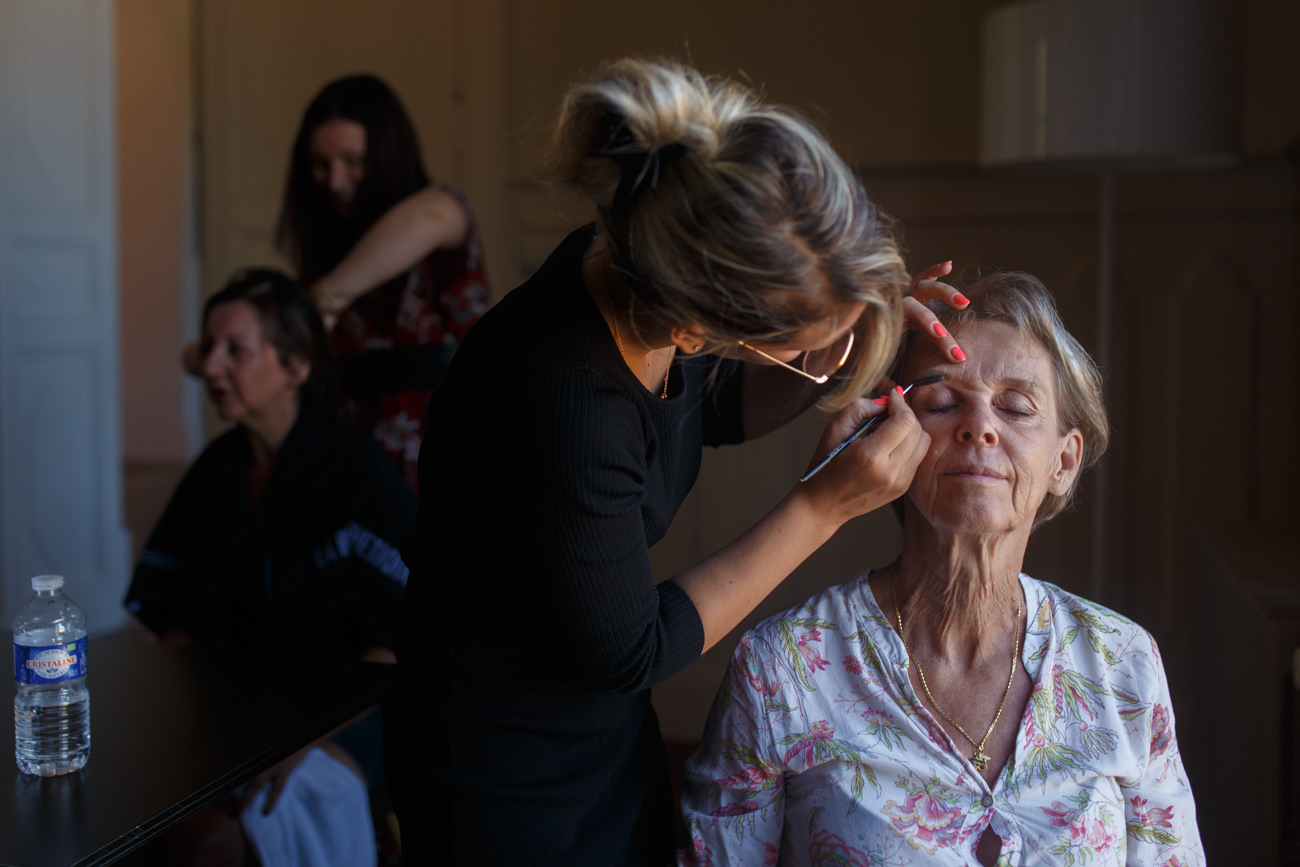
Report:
608,315,672,399
593,257,672,399
889,574,1021,772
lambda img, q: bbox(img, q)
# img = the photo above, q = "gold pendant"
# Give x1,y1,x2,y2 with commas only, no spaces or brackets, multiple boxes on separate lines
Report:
971,750,990,771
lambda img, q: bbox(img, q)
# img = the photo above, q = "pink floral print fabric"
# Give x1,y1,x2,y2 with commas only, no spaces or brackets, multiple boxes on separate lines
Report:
682,572,1204,866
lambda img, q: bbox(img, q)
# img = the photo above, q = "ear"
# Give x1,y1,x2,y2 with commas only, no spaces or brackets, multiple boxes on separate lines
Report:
1048,428,1084,497
285,355,312,389
668,324,711,355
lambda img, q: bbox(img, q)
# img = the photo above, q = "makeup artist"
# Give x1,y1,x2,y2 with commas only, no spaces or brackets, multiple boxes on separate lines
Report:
383,56,966,866
683,272,1204,866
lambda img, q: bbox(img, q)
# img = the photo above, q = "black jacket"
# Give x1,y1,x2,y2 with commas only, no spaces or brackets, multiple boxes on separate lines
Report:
125,412,417,663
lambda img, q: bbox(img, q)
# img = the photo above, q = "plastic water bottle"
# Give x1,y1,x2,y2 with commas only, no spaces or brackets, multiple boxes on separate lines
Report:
12,574,90,776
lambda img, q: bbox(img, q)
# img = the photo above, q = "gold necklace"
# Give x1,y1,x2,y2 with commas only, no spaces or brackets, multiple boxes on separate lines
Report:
594,260,673,399
607,315,672,399
889,574,1021,772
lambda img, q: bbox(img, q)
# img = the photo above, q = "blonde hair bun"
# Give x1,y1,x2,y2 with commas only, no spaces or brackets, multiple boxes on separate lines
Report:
549,57,909,410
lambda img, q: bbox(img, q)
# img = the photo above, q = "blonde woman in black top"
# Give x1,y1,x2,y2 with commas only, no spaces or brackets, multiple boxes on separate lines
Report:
385,57,966,866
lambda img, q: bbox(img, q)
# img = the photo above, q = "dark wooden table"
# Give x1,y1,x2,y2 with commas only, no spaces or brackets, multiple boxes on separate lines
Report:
0,626,393,867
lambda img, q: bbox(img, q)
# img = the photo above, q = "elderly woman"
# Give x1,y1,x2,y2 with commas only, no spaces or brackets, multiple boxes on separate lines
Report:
682,272,1203,866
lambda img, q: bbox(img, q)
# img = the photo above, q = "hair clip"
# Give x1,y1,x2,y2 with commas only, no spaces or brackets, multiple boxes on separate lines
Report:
608,143,687,209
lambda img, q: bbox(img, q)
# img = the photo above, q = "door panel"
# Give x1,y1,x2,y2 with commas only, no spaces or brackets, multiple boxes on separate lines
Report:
0,0,129,630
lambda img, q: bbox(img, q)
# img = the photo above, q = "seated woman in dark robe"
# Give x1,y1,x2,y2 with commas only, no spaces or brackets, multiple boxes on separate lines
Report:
125,267,416,867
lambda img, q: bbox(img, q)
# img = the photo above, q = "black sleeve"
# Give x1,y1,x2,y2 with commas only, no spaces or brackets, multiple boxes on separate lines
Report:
335,442,418,653
123,442,237,642
295,426,418,657
498,368,705,693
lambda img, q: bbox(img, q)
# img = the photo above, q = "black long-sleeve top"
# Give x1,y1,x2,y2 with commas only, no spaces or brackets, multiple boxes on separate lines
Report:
387,226,745,865
125,412,417,663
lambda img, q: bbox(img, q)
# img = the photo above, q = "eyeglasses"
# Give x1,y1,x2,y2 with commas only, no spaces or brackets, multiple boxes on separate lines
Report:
737,329,855,384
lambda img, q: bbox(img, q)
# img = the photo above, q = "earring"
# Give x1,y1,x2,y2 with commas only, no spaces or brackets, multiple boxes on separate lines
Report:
692,344,701,353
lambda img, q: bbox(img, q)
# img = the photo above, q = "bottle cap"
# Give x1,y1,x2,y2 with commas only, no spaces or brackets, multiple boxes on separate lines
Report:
31,574,64,592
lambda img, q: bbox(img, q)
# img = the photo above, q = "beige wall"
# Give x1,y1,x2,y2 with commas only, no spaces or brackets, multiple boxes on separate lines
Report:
119,0,1300,460
117,0,196,462
504,0,1003,177
502,0,1297,175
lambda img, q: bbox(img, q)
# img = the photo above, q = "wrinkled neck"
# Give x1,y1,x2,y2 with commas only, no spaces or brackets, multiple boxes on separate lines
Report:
882,525,1027,664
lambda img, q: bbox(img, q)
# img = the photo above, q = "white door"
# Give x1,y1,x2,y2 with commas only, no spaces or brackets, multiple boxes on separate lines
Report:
0,1,130,631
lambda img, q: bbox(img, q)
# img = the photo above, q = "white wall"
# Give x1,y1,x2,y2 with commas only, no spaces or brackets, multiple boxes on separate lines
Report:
1,0,129,631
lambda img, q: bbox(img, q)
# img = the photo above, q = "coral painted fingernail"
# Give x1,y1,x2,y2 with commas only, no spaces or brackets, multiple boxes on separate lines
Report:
953,294,970,307
931,322,947,338
951,346,967,362
872,395,890,405
895,385,905,396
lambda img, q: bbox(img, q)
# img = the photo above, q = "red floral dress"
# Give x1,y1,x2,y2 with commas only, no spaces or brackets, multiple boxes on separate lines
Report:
330,184,490,492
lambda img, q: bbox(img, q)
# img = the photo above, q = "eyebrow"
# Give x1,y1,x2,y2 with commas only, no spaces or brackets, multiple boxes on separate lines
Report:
909,368,948,387
911,371,1045,396
1001,377,1045,395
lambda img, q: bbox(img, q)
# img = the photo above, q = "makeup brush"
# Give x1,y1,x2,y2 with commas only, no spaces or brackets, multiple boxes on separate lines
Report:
799,374,945,482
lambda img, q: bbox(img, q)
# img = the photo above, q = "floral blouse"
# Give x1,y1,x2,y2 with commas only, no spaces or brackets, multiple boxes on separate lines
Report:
682,572,1204,866
330,182,490,492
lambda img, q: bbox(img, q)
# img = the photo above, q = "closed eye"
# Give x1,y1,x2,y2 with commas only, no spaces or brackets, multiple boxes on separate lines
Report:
995,396,1037,417
916,386,958,414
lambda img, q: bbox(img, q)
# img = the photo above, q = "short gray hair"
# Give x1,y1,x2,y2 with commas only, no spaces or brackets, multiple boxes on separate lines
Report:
900,271,1109,525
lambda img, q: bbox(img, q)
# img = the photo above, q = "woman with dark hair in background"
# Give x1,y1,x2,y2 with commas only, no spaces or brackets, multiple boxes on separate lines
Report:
384,56,968,865
126,268,416,866
275,73,490,490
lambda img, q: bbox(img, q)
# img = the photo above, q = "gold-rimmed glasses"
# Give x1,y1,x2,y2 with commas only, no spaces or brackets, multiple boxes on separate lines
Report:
737,329,855,384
